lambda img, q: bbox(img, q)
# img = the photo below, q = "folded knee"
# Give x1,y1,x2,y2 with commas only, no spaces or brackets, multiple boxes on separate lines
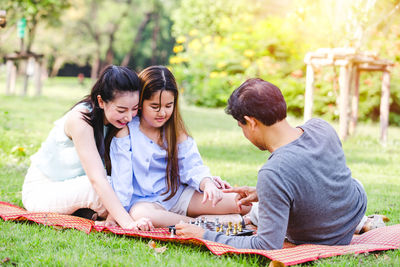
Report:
129,202,160,220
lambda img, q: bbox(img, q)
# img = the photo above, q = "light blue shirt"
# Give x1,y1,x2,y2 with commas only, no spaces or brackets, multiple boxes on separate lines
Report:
110,116,211,211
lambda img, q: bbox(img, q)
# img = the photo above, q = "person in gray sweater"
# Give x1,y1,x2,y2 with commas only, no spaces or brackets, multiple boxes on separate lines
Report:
175,78,368,250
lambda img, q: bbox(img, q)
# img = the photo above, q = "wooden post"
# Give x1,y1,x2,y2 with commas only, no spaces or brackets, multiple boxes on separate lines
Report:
349,67,360,135
34,59,42,96
380,71,390,143
6,60,17,95
304,64,314,122
339,63,351,140
22,59,29,96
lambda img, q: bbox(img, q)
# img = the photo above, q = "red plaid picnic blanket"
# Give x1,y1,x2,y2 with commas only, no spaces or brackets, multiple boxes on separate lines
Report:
1,201,399,266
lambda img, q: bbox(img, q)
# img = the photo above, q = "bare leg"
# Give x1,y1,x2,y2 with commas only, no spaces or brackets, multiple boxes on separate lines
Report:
187,192,251,217
129,202,191,227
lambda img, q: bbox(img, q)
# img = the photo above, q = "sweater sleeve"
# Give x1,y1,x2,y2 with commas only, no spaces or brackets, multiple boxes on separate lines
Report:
202,168,291,250
178,137,211,191
110,135,134,211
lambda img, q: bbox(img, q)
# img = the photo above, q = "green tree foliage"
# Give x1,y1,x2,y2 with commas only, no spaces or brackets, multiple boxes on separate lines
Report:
170,0,307,115
3,0,70,53
62,0,176,77
171,0,400,124
1,0,177,78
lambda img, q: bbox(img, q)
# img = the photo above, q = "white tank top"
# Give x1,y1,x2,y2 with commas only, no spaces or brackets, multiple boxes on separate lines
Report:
30,103,104,181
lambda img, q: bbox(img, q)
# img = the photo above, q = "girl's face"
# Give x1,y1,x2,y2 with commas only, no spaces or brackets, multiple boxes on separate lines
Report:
98,91,139,128
141,90,175,129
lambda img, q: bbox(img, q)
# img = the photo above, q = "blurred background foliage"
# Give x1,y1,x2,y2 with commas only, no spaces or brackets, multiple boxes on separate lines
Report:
1,0,400,124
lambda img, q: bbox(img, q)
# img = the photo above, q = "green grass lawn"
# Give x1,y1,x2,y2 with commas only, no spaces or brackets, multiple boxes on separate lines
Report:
0,77,399,266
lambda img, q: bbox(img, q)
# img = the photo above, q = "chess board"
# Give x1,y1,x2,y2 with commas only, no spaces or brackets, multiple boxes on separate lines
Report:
169,217,254,237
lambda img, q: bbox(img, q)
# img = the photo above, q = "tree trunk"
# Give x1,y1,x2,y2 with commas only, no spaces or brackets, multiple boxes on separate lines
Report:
50,56,65,77
91,49,101,80
151,12,160,65
34,59,42,96
22,59,29,96
121,12,152,67
26,17,38,53
105,31,116,65
6,60,17,95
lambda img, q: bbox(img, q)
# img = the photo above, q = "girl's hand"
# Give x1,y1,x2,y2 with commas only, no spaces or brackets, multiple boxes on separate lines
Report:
201,178,223,207
211,176,232,189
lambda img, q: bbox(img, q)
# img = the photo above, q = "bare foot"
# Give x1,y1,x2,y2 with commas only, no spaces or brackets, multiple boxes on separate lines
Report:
361,215,390,233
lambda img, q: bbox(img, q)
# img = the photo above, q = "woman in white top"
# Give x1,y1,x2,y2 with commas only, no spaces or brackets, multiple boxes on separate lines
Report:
22,65,153,230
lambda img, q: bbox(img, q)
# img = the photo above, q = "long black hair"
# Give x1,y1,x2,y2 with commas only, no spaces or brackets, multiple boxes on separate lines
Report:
74,65,140,161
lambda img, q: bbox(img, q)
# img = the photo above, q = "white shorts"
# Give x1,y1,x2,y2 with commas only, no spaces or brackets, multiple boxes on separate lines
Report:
22,164,108,217
169,186,196,216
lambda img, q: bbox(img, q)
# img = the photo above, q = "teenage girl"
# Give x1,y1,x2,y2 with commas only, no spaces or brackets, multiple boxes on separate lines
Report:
22,65,153,230
108,65,250,227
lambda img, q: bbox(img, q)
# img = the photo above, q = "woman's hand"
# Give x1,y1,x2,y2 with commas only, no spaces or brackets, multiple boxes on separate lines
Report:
95,213,118,227
132,217,154,231
223,186,258,212
96,215,154,231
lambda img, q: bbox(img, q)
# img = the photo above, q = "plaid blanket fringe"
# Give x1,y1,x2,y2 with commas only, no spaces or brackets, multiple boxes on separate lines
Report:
1,201,399,266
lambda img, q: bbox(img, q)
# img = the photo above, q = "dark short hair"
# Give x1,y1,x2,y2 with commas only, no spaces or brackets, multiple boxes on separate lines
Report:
225,78,287,126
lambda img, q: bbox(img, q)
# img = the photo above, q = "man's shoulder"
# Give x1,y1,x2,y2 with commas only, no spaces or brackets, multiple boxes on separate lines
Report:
303,118,331,129
258,153,287,178
302,118,338,139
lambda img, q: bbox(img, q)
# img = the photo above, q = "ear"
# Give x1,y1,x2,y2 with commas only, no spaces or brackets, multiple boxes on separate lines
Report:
97,95,105,109
244,116,257,130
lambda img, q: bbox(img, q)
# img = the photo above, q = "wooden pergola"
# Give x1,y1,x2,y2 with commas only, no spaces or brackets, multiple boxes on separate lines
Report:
303,48,394,143
5,52,44,96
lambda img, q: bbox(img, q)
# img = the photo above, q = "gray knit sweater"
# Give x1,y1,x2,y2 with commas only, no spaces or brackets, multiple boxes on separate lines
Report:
203,118,367,250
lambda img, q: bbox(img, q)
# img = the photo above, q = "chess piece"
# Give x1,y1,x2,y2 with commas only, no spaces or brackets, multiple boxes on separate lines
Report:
216,226,220,232
225,228,230,236
238,223,243,232
170,227,176,238
233,227,237,235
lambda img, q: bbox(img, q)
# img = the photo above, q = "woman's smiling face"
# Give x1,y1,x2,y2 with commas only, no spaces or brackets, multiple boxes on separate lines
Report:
99,91,140,128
